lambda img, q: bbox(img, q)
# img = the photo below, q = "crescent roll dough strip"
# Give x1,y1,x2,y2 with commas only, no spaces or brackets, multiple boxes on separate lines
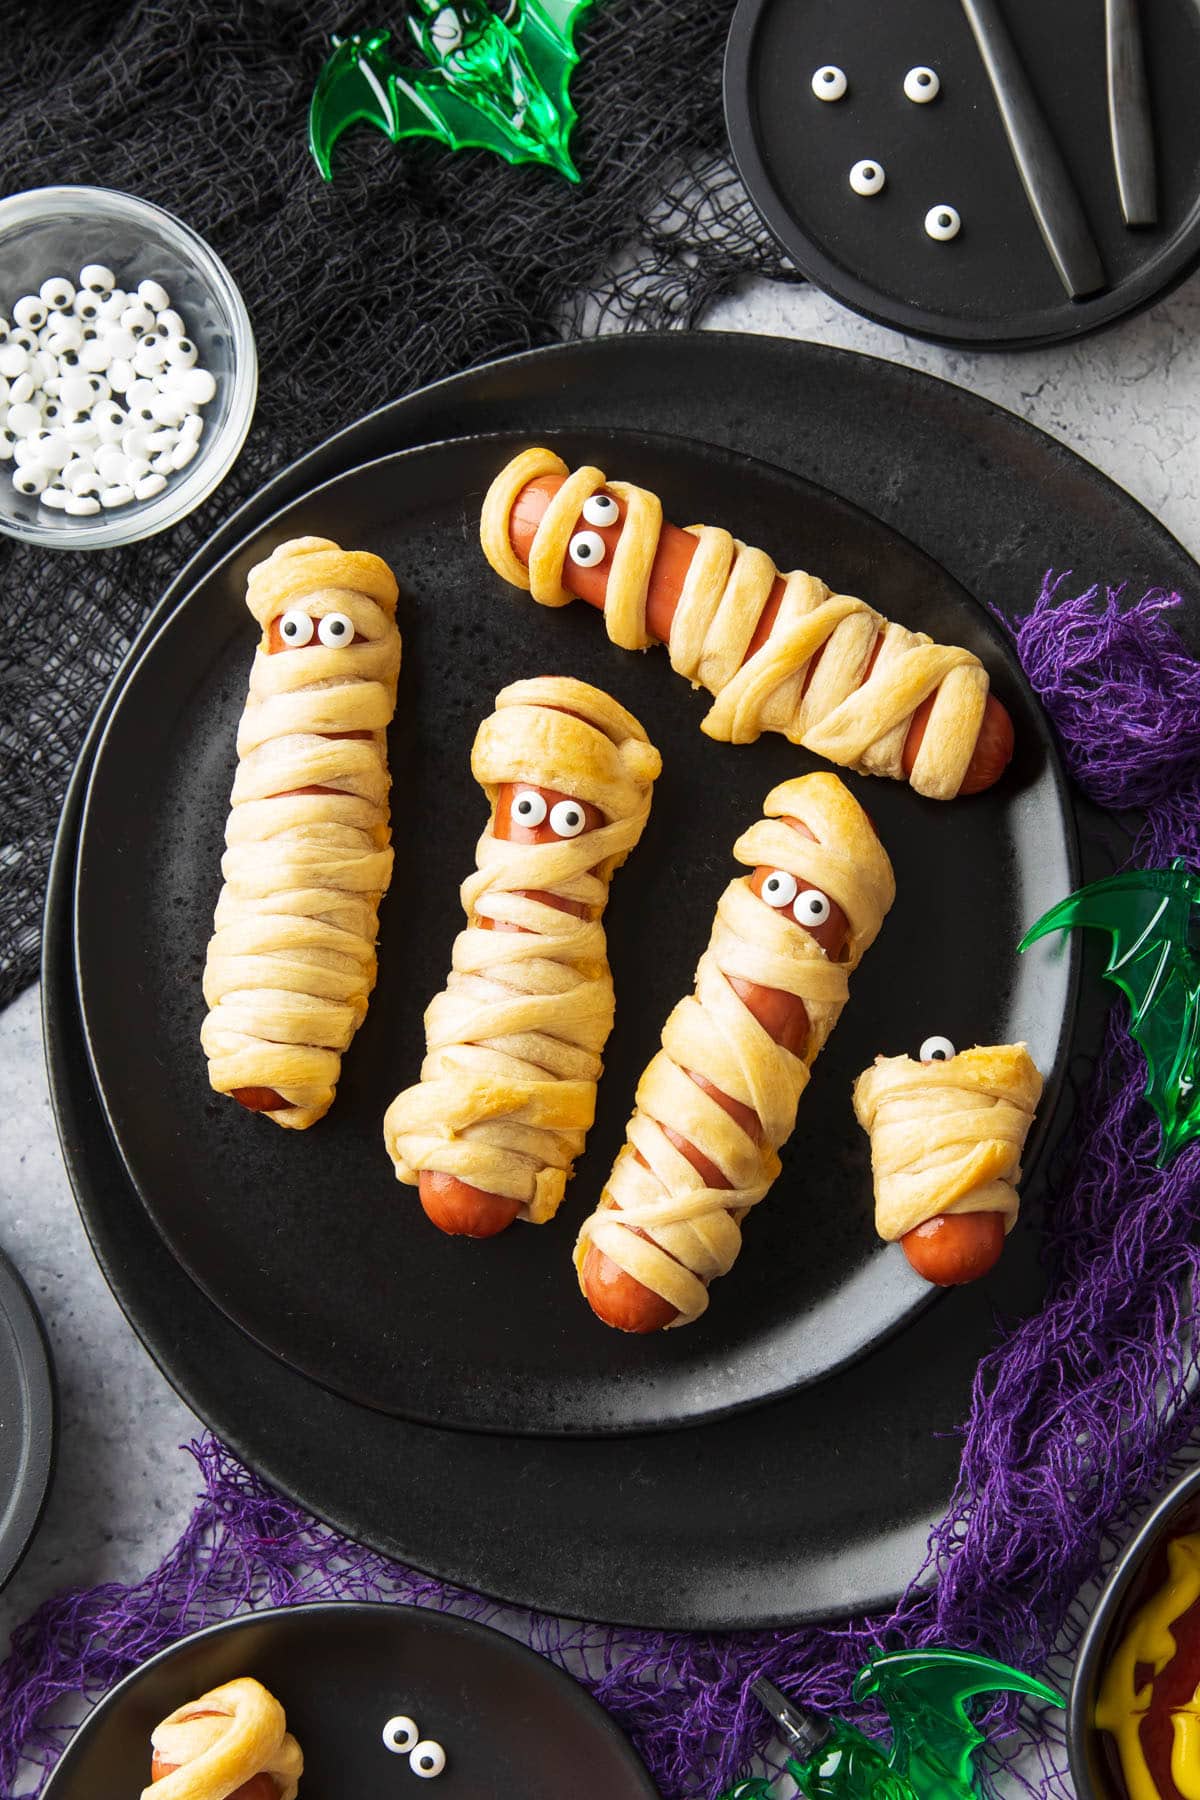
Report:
853,1044,1043,1242
144,1676,303,1800
200,535,401,1130
574,772,895,1326
384,677,661,1225
480,447,991,799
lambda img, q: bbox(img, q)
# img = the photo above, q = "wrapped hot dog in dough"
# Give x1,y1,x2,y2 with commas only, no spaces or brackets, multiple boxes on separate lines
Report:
144,1676,303,1800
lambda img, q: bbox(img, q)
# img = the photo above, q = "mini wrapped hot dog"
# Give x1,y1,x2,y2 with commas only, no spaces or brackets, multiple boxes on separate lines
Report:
384,676,661,1236
853,1040,1042,1286
481,447,1014,800
575,771,895,1331
145,1676,303,1800
200,535,402,1129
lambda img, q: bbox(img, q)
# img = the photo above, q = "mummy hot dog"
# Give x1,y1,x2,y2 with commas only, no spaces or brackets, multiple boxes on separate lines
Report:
481,448,1014,800
144,1676,303,1800
200,536,401,1129
384,677,661,1236
853,1040,1043,1285
575,772,895,1332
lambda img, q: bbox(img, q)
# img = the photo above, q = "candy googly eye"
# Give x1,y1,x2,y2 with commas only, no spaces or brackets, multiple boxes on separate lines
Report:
904,65,940,103
549,799,587,838
79,263,116,293
511,788,548,827
382,1715,420,1754
13,295,47,330
760,869,798,909
849,160,886,197
811,64,847,101
568,528,606,568
919,1035,956,1063
582,491,619,527
317,610,354,647
794,889,832,927
278,608,314,646
925,204,961,241
410,1740,446,1779
39,276,75,311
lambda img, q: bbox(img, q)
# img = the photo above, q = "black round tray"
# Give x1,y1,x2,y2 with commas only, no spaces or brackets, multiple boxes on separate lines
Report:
45,332,1186,1628
724,0,1200,349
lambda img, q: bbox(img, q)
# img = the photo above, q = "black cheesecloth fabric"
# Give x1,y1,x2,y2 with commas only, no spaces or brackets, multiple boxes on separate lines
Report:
0,0,793,1005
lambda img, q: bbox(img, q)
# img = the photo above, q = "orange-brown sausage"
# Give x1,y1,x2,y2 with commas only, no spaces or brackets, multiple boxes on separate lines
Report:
415,777,608,1238
900,1210,1006,1285
508,475,1013,795
580,815,846,1332
151,1711,279,1799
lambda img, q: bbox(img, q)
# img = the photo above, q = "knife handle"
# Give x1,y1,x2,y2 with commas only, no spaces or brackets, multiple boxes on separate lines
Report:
1107,0,1157,226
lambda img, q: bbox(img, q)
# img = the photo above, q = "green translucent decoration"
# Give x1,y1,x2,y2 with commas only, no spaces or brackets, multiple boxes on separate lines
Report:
724,1649,1063,1800
309,0,594,183
1019,860,1200,1165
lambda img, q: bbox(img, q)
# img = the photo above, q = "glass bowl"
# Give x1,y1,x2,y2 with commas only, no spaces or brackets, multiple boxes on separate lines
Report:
0,186,257,549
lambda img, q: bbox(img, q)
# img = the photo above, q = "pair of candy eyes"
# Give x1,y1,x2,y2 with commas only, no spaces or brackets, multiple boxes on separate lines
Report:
277,607,354,647
511,788,587,837
760,868,832,927
382,1715,445,1777
567,491,620,568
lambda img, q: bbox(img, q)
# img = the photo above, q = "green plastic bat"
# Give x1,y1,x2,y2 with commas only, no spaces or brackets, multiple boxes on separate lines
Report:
1019,860,1200,1165
309,0,594,183
726,1648,1063,1800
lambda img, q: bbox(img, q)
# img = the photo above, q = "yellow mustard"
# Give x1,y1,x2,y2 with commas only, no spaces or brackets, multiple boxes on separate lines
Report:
1096,1534,1200,1800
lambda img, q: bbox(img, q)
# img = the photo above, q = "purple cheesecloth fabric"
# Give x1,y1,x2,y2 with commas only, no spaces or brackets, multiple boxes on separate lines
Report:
4,575,1200,1800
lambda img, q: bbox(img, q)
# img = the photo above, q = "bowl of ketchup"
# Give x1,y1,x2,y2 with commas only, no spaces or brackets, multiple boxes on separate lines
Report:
1070,1461,1200,1800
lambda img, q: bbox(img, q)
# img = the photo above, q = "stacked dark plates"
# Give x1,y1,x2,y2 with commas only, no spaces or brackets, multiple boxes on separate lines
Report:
44,332,1198,1631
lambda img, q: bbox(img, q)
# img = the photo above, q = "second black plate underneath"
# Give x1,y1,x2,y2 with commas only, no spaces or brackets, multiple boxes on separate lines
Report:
74,426,1074,1437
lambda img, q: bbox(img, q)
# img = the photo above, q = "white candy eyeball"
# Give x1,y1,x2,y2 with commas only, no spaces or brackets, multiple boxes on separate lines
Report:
137,278,170,312
919,1034,956,1063
13,465,47,496
278,608,315,646
382,1715,420,1754
11,328,38,355
410,1740,446,1779
568,528,606,568
794,888,832,928
812,64,847,101
120,301,155,335
73,289,102,321
511,788,547,827
317,610,354,647
156,308,186,336
165,336,199,371
582,491,619,527
904,65,940,103
133,471,167,501
0,343,29,379
79,263,116,293
925,204,961,241
549,798,587,838
178,366,214,404
849,159,886,197
65,492,101,515
760,869,799,909
13,295,47,330
40,276,75,310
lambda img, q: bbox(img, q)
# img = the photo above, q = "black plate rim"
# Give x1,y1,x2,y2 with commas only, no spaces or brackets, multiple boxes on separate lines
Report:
68,422,1079,1438
39,330,1199,1631
40,1599,660,1799
722,0,1200,352
0,1245,56,1594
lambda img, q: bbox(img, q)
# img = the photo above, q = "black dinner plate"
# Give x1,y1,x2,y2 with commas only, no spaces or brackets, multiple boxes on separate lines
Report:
72,427,1074,1437
0,1244,55,1593
40,1602,658,1800
724,0,1200,349
44,333,1185,1629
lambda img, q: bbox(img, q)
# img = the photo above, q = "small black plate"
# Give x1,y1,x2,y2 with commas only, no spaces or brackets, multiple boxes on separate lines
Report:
0,1244,55,1592
724,0,1200,349
72,427,1074,1437
41,1602,658,1800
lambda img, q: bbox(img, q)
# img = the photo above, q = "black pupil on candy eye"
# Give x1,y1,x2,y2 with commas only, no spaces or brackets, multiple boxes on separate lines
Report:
940,214,952,227
562,809,579,827
283,619,299,637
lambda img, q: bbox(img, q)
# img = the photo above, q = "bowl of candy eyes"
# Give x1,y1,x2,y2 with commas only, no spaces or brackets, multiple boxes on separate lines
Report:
0,185,257,549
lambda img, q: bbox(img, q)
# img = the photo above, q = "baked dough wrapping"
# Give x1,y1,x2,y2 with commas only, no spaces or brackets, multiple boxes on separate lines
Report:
853,1043,1043,1241
200,535,401,1130
383,676,661,1224
575,771,895,1325
481,446,992,800
144,1676,303,1800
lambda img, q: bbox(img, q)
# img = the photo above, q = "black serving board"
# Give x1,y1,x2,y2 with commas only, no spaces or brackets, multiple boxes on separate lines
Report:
41,1603,657,1800
0,1243,55,1592
72,428,1074,1437
45,333,1195,1629
724,0,1200,348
